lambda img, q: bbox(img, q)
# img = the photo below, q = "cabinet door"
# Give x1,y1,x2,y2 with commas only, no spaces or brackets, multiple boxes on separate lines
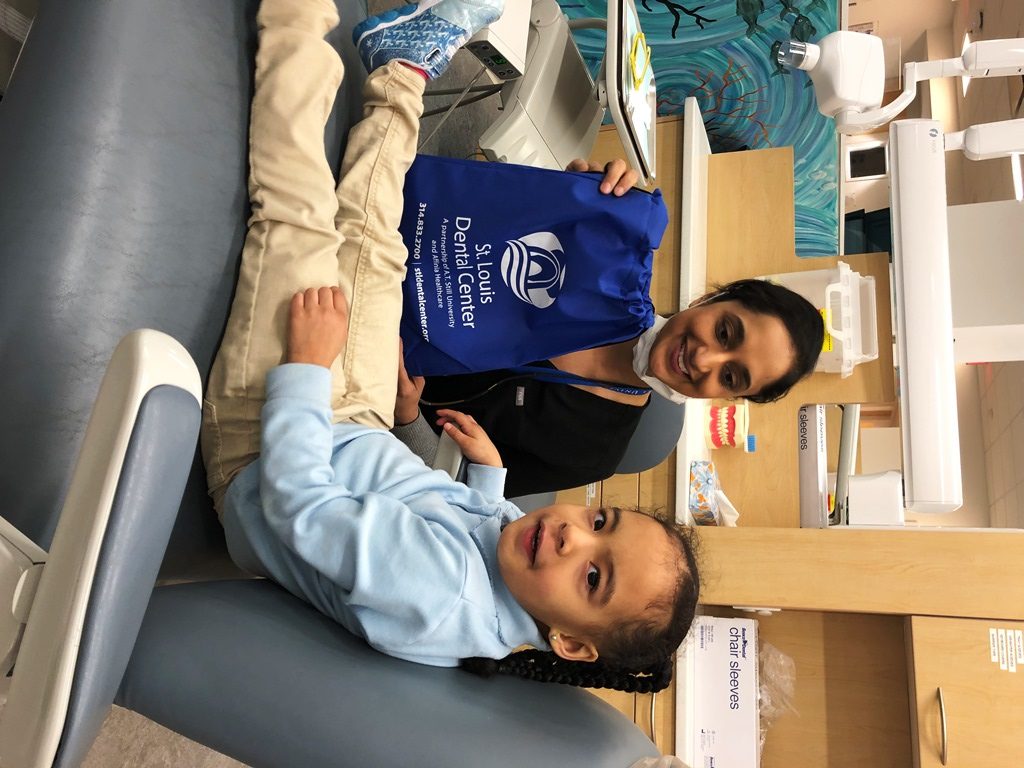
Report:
907,616,1024,768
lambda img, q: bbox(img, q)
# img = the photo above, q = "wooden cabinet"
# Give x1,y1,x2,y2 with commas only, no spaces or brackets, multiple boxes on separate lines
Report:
907,616,1024,768
702,607,913,768
696,527,1024,620
582,115,1024,767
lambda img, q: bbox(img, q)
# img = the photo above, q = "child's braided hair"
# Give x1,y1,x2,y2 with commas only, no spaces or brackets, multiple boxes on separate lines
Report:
461,652,675,693
462,516,699,693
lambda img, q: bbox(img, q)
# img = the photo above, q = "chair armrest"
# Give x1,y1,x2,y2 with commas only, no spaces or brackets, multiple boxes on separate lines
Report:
432,430,465,478
0,331,201,768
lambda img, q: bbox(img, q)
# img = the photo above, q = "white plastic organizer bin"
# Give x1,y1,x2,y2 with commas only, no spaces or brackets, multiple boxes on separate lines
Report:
765,261,878,378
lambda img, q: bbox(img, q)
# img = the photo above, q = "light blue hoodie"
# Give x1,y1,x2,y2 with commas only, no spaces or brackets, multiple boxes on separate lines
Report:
222,364,546,667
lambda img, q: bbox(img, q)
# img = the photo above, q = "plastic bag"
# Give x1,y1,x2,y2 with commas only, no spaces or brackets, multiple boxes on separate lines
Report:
629,757,691,768
758,641,797,754
687,461,740,526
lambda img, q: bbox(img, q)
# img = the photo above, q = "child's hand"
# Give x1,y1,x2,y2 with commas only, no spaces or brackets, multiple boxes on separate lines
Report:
287,286,349,368
565,157,639,196
395,340,425,425
436,409,502,468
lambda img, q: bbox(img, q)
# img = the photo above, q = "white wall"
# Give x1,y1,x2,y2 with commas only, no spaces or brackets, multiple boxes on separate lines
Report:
848,0,954,50
948,200,1024,362
949,200,1024,329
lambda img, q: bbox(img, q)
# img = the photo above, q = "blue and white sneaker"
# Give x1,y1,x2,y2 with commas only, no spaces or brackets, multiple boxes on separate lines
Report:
353,0,504,79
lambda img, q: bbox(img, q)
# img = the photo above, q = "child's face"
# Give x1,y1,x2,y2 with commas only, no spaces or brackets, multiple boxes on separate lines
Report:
648,299,795,399
497,504,681,661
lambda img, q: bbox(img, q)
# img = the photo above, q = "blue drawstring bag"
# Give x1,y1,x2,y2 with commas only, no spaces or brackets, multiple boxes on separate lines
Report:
398,155,668,376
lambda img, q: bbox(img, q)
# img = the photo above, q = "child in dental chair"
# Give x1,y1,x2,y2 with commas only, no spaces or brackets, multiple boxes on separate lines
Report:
201,0,699,692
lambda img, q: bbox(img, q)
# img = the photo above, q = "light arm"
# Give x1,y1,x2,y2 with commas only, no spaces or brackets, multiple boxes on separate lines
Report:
945,118,1024,161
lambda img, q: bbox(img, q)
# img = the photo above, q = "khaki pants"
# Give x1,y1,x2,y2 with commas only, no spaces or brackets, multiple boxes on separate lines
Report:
201,0,425,511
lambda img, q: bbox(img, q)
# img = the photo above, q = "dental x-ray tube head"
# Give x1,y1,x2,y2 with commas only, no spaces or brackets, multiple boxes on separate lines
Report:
779,32,885,121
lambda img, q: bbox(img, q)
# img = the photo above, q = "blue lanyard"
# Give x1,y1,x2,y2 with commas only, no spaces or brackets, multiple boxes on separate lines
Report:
510,365,651,397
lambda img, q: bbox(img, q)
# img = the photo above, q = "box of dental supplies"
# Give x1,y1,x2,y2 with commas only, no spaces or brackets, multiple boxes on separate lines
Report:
797,404,829,527
678,616,760,767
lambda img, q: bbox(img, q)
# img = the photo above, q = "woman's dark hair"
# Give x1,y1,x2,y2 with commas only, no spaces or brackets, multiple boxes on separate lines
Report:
463,515,700,693
704,278,824,404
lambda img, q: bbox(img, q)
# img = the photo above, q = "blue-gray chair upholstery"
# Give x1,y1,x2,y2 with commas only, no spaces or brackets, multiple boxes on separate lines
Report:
615,392,685,475
0,0,661,765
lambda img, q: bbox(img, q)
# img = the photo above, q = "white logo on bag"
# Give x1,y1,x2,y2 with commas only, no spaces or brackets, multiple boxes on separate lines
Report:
500,232,566,309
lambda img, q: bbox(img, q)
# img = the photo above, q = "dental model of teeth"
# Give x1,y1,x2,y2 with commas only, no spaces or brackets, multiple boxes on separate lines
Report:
705,401,756,452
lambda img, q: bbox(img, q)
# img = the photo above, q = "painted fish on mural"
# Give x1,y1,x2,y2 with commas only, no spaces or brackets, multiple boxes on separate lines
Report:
736,0,766,38
778,0,799,20
769,39,790,77
790,12,817,42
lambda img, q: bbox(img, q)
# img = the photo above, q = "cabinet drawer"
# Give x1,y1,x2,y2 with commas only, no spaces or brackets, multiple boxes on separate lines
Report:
907,616,1024,768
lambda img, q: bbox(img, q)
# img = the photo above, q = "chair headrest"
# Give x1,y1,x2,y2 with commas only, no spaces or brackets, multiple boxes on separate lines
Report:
614,392,685,474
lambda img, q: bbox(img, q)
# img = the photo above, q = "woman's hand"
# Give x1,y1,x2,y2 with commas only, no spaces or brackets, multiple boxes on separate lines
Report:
395,341,425,425
565,157,639,196
287,286,348,368
435,409,502,468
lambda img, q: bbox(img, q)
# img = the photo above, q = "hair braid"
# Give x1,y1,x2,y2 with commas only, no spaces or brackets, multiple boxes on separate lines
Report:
461,650,675,693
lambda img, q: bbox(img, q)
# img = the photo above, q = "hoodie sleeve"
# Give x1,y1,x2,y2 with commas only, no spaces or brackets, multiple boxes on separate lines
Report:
248,364,468,642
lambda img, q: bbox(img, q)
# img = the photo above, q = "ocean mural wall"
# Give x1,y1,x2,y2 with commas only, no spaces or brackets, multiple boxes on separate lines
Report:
561,0,841,256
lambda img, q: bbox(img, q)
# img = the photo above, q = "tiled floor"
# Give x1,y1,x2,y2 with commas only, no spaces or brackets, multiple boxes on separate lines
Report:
81,709,247,768
978,361,1024,528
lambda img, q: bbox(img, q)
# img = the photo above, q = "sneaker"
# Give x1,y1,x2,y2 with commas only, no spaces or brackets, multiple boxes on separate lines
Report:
353,0,504,79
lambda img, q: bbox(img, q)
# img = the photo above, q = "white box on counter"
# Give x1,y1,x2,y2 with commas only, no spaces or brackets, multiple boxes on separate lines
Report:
676,616,760,768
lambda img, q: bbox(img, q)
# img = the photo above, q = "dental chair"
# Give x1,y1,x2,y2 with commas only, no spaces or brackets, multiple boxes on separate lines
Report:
0,1,666,766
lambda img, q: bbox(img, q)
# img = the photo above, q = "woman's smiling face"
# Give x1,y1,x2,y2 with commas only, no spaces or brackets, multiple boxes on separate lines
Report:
648,299,797,399
497,504,682,662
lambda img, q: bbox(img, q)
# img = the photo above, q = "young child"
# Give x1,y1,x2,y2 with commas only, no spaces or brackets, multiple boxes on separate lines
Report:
201,0,700,691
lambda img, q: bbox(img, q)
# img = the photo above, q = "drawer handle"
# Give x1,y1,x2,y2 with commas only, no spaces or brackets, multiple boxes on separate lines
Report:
937,686,948,766
649,691,658,749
